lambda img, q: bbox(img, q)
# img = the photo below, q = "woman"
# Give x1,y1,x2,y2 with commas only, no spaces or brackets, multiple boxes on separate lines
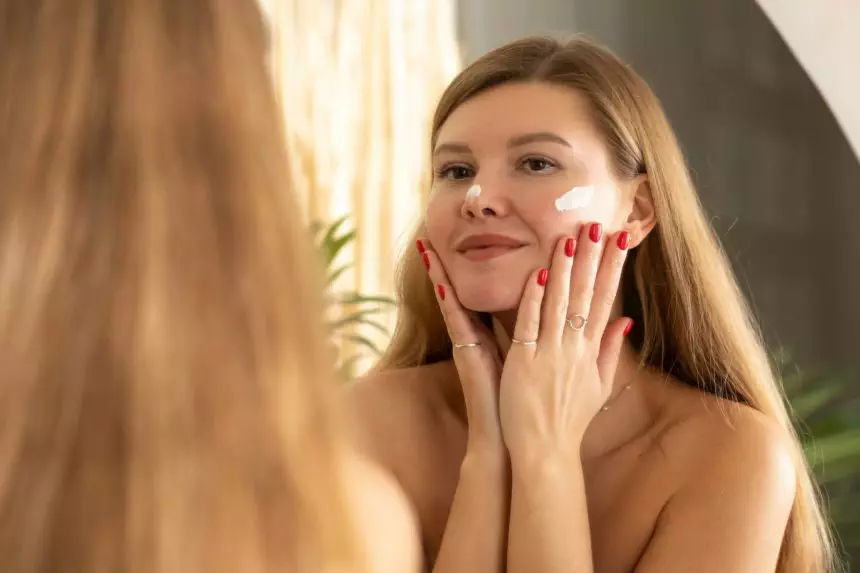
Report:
349,36,836,572
0,0,419,571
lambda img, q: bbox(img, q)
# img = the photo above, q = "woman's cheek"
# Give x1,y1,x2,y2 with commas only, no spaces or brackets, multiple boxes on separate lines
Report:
524,194,592,236
424,193,451,246
546,183,621,230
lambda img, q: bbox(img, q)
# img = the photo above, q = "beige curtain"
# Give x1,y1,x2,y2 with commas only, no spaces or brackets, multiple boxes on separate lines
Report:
262,0,461,370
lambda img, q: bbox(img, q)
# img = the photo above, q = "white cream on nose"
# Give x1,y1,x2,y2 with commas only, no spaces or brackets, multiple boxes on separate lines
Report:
465,184,482,201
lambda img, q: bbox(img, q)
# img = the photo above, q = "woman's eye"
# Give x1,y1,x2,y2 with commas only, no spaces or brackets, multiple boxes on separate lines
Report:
437,165,475,180
520,157,557,174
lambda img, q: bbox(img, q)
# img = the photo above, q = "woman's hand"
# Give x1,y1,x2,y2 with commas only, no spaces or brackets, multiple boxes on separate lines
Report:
498,223,633,469
419,238,506,456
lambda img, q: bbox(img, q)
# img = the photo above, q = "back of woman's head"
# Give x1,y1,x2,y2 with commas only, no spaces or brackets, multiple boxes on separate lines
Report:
0,1,359,571
382,36,836,572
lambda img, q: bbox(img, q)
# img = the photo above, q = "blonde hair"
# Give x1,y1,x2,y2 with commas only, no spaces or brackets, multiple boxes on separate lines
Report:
0,0,361,571
379,36,836,573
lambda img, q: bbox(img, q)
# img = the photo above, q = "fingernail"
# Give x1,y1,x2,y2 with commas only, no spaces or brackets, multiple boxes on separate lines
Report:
537,268,549,286
624,319,634,336
564,237,576,257
422,252,430,270
589,223,603,243
436,284,446,301
416,240,425,253
617,231,631,250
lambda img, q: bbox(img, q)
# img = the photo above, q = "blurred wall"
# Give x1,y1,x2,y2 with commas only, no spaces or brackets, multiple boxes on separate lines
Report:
756,0,860,160
457,0,860,373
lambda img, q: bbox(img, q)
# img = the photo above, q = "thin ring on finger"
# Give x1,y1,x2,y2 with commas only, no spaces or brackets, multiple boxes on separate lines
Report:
453,342,481,349
566,313,588,332
510,337,537,347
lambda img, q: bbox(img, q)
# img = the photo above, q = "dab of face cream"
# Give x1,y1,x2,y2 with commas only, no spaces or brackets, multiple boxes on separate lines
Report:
554,185,594,212
465,184,482,201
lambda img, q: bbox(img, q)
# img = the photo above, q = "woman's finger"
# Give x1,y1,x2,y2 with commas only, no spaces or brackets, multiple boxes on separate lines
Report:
586,230,630,340
540,235,575,342
596,317,634,386
510,267,548,353
418,238,480,347
564,222,604,343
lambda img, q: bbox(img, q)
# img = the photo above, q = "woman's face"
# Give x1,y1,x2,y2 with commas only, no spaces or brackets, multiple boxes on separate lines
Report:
426,81,640,313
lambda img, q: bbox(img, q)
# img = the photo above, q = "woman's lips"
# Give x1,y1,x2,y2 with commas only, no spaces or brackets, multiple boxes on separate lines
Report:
459,245,524,261
454,233,527,262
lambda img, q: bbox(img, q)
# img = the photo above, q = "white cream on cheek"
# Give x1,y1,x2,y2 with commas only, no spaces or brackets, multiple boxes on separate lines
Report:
554,184,595,212
465,184,482,201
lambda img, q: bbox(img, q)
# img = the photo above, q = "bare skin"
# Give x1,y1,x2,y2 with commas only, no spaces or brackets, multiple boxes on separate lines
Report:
348,348,793,572
342,450,423,573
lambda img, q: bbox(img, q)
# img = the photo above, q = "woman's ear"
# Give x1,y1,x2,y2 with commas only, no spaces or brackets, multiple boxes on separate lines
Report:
623,175,656,248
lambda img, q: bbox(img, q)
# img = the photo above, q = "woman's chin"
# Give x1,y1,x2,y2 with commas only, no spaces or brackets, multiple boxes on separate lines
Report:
449,270,529,313
455,289,520,314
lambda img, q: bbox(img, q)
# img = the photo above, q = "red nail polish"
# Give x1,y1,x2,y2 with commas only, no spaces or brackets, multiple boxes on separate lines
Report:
617,231,631,250
416,240,425,253
537,268,549,286
623,319,634,336
564,237,576,257
436,284,446,301
589,223,603,243
422,252,430,270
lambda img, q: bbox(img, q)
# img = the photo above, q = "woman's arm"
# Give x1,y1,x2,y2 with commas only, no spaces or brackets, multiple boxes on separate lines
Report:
434,325,520,573
499,226,630,573
346,367,509,573
432,445,509,573
419,238,511,573
508,455,593,573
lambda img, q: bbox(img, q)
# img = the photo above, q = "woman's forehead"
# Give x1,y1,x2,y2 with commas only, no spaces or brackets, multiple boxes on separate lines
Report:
435,82,599,151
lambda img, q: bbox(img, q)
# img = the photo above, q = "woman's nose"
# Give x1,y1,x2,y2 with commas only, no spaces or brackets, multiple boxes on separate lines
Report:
460,183,508,220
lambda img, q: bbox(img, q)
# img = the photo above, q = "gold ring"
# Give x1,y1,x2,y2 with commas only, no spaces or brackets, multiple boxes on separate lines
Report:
453,342,480,349
510,337,537,346
566,314,588,331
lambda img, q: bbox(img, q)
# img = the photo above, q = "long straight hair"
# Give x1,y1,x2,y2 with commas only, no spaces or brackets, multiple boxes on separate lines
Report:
0,1,361,571
378,36,835,573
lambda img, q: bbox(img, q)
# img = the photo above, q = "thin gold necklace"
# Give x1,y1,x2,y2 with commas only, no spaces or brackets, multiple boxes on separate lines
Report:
600,380,634,412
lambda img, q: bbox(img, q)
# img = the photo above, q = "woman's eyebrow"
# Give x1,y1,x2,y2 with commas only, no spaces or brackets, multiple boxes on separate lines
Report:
433,142,472,157
507,132,572,148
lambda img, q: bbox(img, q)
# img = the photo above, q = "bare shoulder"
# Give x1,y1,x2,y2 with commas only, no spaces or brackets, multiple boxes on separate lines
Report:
662,389,796,490
653,385,797,517
341,451,422,573
342,361,456,473
632,385,799,571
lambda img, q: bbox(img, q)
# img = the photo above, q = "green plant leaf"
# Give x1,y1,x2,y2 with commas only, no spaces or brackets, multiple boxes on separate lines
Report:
325,230,356,266
356,319,390,335
337,355,362,380
344,333,383,356
830,495,860,525
805,429,860,469
321,215,350,247
789,384,844,419
817,460,860,486
329,308,386,331
327,264,352,286
806,416,853,439
337,292,396,306
319,216,356,265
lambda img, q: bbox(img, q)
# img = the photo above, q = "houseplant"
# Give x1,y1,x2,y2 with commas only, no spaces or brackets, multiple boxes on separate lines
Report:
312,216,395,379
